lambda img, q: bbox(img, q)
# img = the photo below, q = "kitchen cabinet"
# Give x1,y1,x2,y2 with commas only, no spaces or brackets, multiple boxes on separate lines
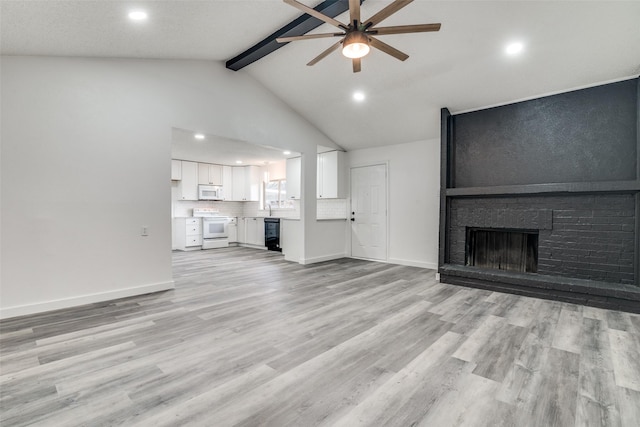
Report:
231,166,261,201
178,161,198,201
243,217,265,247
231,167,245,201
198,163,223,185
237,215,246,243
171,159,182,181
174,217,202,250
286,156,301,200
281,219,301,263
268,160,286,181
222,166,233,201
317,151,346,199
228,218,238,243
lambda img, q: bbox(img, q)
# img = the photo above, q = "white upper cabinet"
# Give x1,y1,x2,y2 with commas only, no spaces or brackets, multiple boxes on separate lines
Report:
173,161,259,202
317,151,346,199
268,160,286,181
231,167,246,201
198,163,223,185
222,165,233,201
245,166,261,202
178,161,198,200
286,157,301,200
231,166,260,201
171,159,182,181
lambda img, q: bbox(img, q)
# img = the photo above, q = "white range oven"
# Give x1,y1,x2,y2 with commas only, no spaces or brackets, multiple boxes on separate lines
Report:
203,216,229,239
193,208,234,249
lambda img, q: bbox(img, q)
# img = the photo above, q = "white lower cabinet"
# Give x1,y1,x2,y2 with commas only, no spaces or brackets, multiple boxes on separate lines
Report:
174,217,202,250
242,217,265,247
228,218,238,243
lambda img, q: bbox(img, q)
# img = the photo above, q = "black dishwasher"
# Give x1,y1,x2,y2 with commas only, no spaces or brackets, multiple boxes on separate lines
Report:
264,218,281,252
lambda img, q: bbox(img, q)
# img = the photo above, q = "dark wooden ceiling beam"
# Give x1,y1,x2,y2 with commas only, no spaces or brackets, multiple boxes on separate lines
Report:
226,0,364,71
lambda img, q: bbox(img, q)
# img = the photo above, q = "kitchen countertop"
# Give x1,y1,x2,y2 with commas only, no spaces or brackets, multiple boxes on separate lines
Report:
279,217,347,221
240,216,347,221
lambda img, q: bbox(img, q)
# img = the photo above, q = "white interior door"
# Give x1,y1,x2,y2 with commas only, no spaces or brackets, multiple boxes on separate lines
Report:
350,164,387,261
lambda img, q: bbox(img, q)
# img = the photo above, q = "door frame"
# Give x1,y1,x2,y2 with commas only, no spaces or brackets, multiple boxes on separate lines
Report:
348,161,390,261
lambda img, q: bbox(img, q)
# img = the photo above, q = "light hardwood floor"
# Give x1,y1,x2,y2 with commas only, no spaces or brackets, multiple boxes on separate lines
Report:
1,247,639,426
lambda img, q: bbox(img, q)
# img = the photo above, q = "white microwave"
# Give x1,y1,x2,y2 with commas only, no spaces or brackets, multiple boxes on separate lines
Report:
198,185,224,201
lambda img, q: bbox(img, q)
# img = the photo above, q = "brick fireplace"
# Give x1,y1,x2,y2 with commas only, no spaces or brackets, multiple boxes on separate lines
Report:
439,78,640,313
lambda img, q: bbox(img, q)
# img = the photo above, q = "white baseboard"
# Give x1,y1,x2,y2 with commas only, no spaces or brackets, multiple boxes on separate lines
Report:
301,253,346,265
0,280,175,320
385,258,438,270
239,244,268,250
284,253,300,263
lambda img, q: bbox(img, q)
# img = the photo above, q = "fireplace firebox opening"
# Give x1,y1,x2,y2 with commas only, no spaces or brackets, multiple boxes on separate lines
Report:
466,228,539,273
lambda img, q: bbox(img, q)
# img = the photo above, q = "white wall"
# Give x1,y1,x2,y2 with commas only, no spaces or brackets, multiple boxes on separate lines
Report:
304,220,349,264
347,139,441,269
0,56,338,318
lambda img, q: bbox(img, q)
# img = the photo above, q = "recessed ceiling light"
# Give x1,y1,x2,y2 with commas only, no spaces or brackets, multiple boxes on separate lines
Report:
505,42,524,55
235,160,243,164
353,91,366,102
194,133,205,140
283,151,291,155
128,10,148,21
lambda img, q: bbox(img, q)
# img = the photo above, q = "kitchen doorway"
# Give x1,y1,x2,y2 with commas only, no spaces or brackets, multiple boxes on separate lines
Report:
350,164,387,261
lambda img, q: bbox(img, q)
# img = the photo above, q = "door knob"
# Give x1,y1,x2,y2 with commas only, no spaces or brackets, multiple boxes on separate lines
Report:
351,218,355,221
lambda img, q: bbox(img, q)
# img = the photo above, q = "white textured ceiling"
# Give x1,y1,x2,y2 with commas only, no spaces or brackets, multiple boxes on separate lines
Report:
2,1,639,151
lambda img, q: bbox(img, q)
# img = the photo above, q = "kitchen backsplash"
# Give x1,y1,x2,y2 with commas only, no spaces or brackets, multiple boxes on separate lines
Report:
317,199,348,219
256,199,347,219
256,200,301,219
172,184,346,219
173,200,245,218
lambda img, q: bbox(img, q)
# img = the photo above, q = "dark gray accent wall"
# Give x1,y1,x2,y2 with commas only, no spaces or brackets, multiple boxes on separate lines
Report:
452,79,638,188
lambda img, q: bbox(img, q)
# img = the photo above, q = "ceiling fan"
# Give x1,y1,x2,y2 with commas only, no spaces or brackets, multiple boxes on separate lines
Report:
276,0,441,73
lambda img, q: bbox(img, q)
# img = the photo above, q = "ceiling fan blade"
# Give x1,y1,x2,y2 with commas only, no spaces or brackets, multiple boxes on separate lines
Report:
352,58,361,73
307,40,343,66
369,23,441,36
349,0,360,26
283,0,347,30
277,32,344,43
364,0,414,28
369,36,409,61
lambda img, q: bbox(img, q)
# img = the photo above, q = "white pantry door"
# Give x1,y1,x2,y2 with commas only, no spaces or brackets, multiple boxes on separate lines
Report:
350,164,387,261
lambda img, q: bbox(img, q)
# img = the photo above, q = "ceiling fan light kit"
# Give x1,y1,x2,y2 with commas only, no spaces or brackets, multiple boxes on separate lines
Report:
277,0,441,73
342,31,370,59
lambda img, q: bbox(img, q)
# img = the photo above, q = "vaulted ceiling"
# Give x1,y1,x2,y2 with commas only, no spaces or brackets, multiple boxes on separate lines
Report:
2,1,639,151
